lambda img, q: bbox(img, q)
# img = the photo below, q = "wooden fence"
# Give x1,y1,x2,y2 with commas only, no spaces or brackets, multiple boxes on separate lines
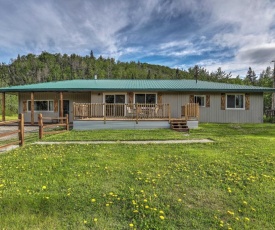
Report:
0,114,24,150
38,114,69,139
265,109,275,117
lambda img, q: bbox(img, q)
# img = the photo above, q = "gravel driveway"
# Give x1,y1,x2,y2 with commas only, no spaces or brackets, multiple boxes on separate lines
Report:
0,125,39,152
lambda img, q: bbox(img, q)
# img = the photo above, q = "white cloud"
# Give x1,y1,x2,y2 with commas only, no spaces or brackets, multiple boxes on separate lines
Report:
0,0,275,77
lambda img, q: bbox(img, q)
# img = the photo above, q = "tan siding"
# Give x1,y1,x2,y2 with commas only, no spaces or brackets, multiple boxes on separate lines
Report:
19,92,91,123
162,93,189,118
199,93,263,123
91,92,103,103
19,91,264,123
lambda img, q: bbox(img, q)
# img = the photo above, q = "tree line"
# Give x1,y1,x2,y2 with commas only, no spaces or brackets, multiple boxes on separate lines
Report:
0,51,274,111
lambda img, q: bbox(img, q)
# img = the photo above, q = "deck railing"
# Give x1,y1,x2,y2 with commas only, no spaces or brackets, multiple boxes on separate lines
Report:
181,103,199,120
73,103,171,123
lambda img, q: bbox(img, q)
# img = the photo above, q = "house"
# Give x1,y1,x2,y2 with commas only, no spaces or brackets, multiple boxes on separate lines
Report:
0,79,274,130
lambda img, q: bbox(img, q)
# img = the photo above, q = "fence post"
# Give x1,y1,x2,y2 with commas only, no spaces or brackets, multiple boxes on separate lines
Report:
66,114,69,131
104,103,106,124
168,104,171,123
136,103,138,124
185,104,188,121
18,113,24,146
38,113,43,139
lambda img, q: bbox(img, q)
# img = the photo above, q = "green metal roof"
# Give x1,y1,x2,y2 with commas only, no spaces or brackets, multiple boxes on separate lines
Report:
0,79,274,93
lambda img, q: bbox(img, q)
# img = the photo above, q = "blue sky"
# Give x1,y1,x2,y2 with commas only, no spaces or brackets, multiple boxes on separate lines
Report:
1,0,275,77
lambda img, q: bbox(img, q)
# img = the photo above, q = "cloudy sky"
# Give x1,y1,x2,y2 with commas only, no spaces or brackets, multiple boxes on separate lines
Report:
1,0,275,77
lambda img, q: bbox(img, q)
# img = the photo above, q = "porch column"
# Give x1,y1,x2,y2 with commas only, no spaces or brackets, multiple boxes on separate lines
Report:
1,92,5,121
59,92,63,123
31,92,34,125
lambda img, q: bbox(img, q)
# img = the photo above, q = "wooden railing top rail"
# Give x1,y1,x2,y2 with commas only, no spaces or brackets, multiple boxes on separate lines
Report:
42,116,68,120
0,119,20,125
73,103,171,123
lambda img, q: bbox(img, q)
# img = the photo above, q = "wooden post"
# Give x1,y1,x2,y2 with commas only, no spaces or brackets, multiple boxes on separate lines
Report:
136,104,138,124
60,92,63,124
2,92,5,121
185,104,188,121
31,92,34,125
103,103,106,124
66,114,69,131
168,104,171,123
73,102,75,120
38,113,43,139
18,113,24,146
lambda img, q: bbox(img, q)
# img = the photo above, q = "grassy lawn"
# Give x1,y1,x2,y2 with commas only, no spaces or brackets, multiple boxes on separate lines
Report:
0,123,275,229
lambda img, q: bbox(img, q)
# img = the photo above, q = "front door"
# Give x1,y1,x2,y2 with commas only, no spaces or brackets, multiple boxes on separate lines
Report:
63,100,70,118
105,95,125,116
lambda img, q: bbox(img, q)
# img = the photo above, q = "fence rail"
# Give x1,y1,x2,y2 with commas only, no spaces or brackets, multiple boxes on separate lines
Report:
73,103,171,123
38,113,69,139
181,103,200,120
0,114,24,149
265,109,275,118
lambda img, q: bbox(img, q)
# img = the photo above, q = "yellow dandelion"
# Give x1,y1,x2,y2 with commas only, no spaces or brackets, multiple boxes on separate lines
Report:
244,217,250,221
159,215,165,220
91,198,96,202
227,210,234,215
93,218,98,222
144,199,148,202
106,203,110,207
178,199,182,202
83,220,87,224
243,201,247,205
42,186,46,190
159,210,164,214
133,210,138,213
129,223,134,227
145,205,149,209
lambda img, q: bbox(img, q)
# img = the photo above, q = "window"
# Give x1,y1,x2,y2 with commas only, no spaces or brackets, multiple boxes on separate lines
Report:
105,94,125,103
194,95,205,107
226,94,244,109
135,94,156,104
27,100,54,111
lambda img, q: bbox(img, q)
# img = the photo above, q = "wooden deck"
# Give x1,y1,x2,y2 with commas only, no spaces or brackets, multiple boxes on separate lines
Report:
72,103,199,130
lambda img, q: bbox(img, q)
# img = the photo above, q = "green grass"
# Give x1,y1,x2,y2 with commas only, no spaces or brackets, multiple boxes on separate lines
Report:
1,115,19,121
0,123,275,229
42,128,189,141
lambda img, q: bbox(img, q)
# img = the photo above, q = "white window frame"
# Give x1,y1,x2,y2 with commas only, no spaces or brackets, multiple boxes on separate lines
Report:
134,93,157,104
194,95,206,107
226,94,245,110
103,93,127,103
27,100,54,112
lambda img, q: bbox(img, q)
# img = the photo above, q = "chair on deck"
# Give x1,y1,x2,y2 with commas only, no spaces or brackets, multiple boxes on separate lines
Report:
154,106,159,117
126,106,135,117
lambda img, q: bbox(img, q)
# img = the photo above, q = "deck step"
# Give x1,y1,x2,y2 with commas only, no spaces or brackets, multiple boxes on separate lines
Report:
170,119,189,132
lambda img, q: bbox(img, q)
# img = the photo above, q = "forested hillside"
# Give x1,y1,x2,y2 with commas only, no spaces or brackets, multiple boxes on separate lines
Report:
0,51,274,114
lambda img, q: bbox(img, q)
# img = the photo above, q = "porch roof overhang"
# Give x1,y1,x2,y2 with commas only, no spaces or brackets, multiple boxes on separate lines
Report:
0,79,274,93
